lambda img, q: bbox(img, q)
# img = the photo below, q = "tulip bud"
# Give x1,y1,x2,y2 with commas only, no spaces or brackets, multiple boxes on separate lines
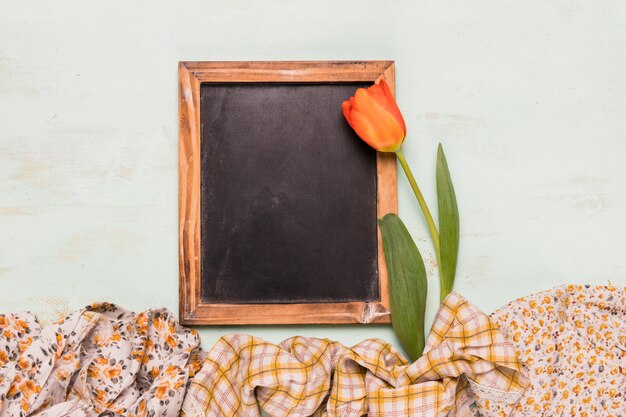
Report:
342,79,406,152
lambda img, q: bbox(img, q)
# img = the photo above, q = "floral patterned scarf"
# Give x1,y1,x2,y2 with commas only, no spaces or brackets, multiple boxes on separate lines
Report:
478,284,626,416
0,303,203,417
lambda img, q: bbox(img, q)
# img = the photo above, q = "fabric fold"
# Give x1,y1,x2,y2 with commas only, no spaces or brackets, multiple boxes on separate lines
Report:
482,284,626,416
182,292,528,417
0,303,203,417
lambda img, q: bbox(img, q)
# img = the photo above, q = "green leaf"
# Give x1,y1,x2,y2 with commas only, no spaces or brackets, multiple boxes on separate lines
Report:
378,213,427,361
436,144,460,301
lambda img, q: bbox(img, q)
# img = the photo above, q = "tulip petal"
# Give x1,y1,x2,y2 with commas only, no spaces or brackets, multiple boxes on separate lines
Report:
342,100,353,127
380,79,407,134
351,89,405,152
380,79,393,100
349,108,384,149
365,82,387,103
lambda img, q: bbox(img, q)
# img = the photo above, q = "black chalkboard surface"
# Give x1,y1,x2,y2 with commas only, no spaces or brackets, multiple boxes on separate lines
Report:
200,83,378,304
178,61,397,324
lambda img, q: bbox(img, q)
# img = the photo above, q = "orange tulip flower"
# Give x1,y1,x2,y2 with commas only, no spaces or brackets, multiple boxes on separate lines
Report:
341,77,460,360
342,79,406,152
341,78,451,299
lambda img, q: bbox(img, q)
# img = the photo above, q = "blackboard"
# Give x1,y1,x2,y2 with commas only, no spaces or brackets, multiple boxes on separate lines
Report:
201,82,377,304
179,61,397,324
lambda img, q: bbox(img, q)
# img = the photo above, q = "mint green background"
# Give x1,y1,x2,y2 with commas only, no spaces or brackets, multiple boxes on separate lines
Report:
1,0,624,357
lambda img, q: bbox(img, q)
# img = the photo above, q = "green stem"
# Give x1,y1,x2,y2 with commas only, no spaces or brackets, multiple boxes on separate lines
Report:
395,150,441,263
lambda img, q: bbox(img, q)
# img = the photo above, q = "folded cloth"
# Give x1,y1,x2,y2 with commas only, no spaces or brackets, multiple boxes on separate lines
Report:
182,292,527,417
0,303,203,417
480,284,626,417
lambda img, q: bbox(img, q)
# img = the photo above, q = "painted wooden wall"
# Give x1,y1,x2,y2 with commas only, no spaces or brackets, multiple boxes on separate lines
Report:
1,0,624,353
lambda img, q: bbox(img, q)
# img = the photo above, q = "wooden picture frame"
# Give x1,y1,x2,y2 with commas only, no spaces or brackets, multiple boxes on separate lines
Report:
179,61,397,325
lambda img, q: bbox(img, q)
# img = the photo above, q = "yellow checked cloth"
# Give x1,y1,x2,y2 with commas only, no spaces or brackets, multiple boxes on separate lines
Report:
182,293,528,417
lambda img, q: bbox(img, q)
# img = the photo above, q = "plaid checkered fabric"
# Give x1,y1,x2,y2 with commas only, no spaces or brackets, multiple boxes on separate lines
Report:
182,292,528,417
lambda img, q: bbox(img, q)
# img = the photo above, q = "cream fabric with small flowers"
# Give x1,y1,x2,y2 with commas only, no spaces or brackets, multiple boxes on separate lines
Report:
479,285,626,417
